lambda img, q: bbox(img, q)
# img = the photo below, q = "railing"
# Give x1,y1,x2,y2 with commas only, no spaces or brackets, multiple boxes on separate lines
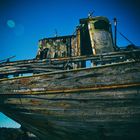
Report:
0,49,140,79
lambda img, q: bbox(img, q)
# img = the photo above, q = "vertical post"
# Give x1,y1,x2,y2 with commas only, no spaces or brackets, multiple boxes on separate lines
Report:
76,26,81,56
88,21,96,55
114,18,117,47
76,26,81,68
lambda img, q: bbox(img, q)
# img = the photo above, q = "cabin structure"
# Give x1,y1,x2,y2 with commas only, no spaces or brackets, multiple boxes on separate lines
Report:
36,16,115,60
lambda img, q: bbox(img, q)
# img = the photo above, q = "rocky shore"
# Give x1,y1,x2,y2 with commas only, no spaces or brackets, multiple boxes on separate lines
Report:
0,128,39,140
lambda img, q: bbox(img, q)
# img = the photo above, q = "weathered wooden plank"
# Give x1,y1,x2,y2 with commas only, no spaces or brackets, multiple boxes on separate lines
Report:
0,56,140,140
1,100,140,140
0,49,139,79
0,61,139,95
0,49,139,67
0,61,139,139
4,101,140,121
0,63,64,78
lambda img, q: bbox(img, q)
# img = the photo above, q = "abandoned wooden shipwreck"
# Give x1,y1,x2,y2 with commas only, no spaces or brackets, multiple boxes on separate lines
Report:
0,16,140,140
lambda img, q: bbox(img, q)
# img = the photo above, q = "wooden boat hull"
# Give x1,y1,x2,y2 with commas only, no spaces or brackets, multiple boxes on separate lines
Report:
0,61,140,140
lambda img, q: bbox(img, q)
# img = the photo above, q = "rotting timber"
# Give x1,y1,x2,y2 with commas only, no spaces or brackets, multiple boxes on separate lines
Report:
0,16,140,140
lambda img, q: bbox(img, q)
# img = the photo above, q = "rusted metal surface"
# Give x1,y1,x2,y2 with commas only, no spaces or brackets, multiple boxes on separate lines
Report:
88,17,114,54
88,18,96,55
76,28,81,56
79,16,115,57
35,16,115,60
36,35,76,59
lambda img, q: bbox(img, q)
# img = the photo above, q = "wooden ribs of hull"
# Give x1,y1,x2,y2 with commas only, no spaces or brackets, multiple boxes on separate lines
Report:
0,60,140,139
0,87,140,140
0,61,140,95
